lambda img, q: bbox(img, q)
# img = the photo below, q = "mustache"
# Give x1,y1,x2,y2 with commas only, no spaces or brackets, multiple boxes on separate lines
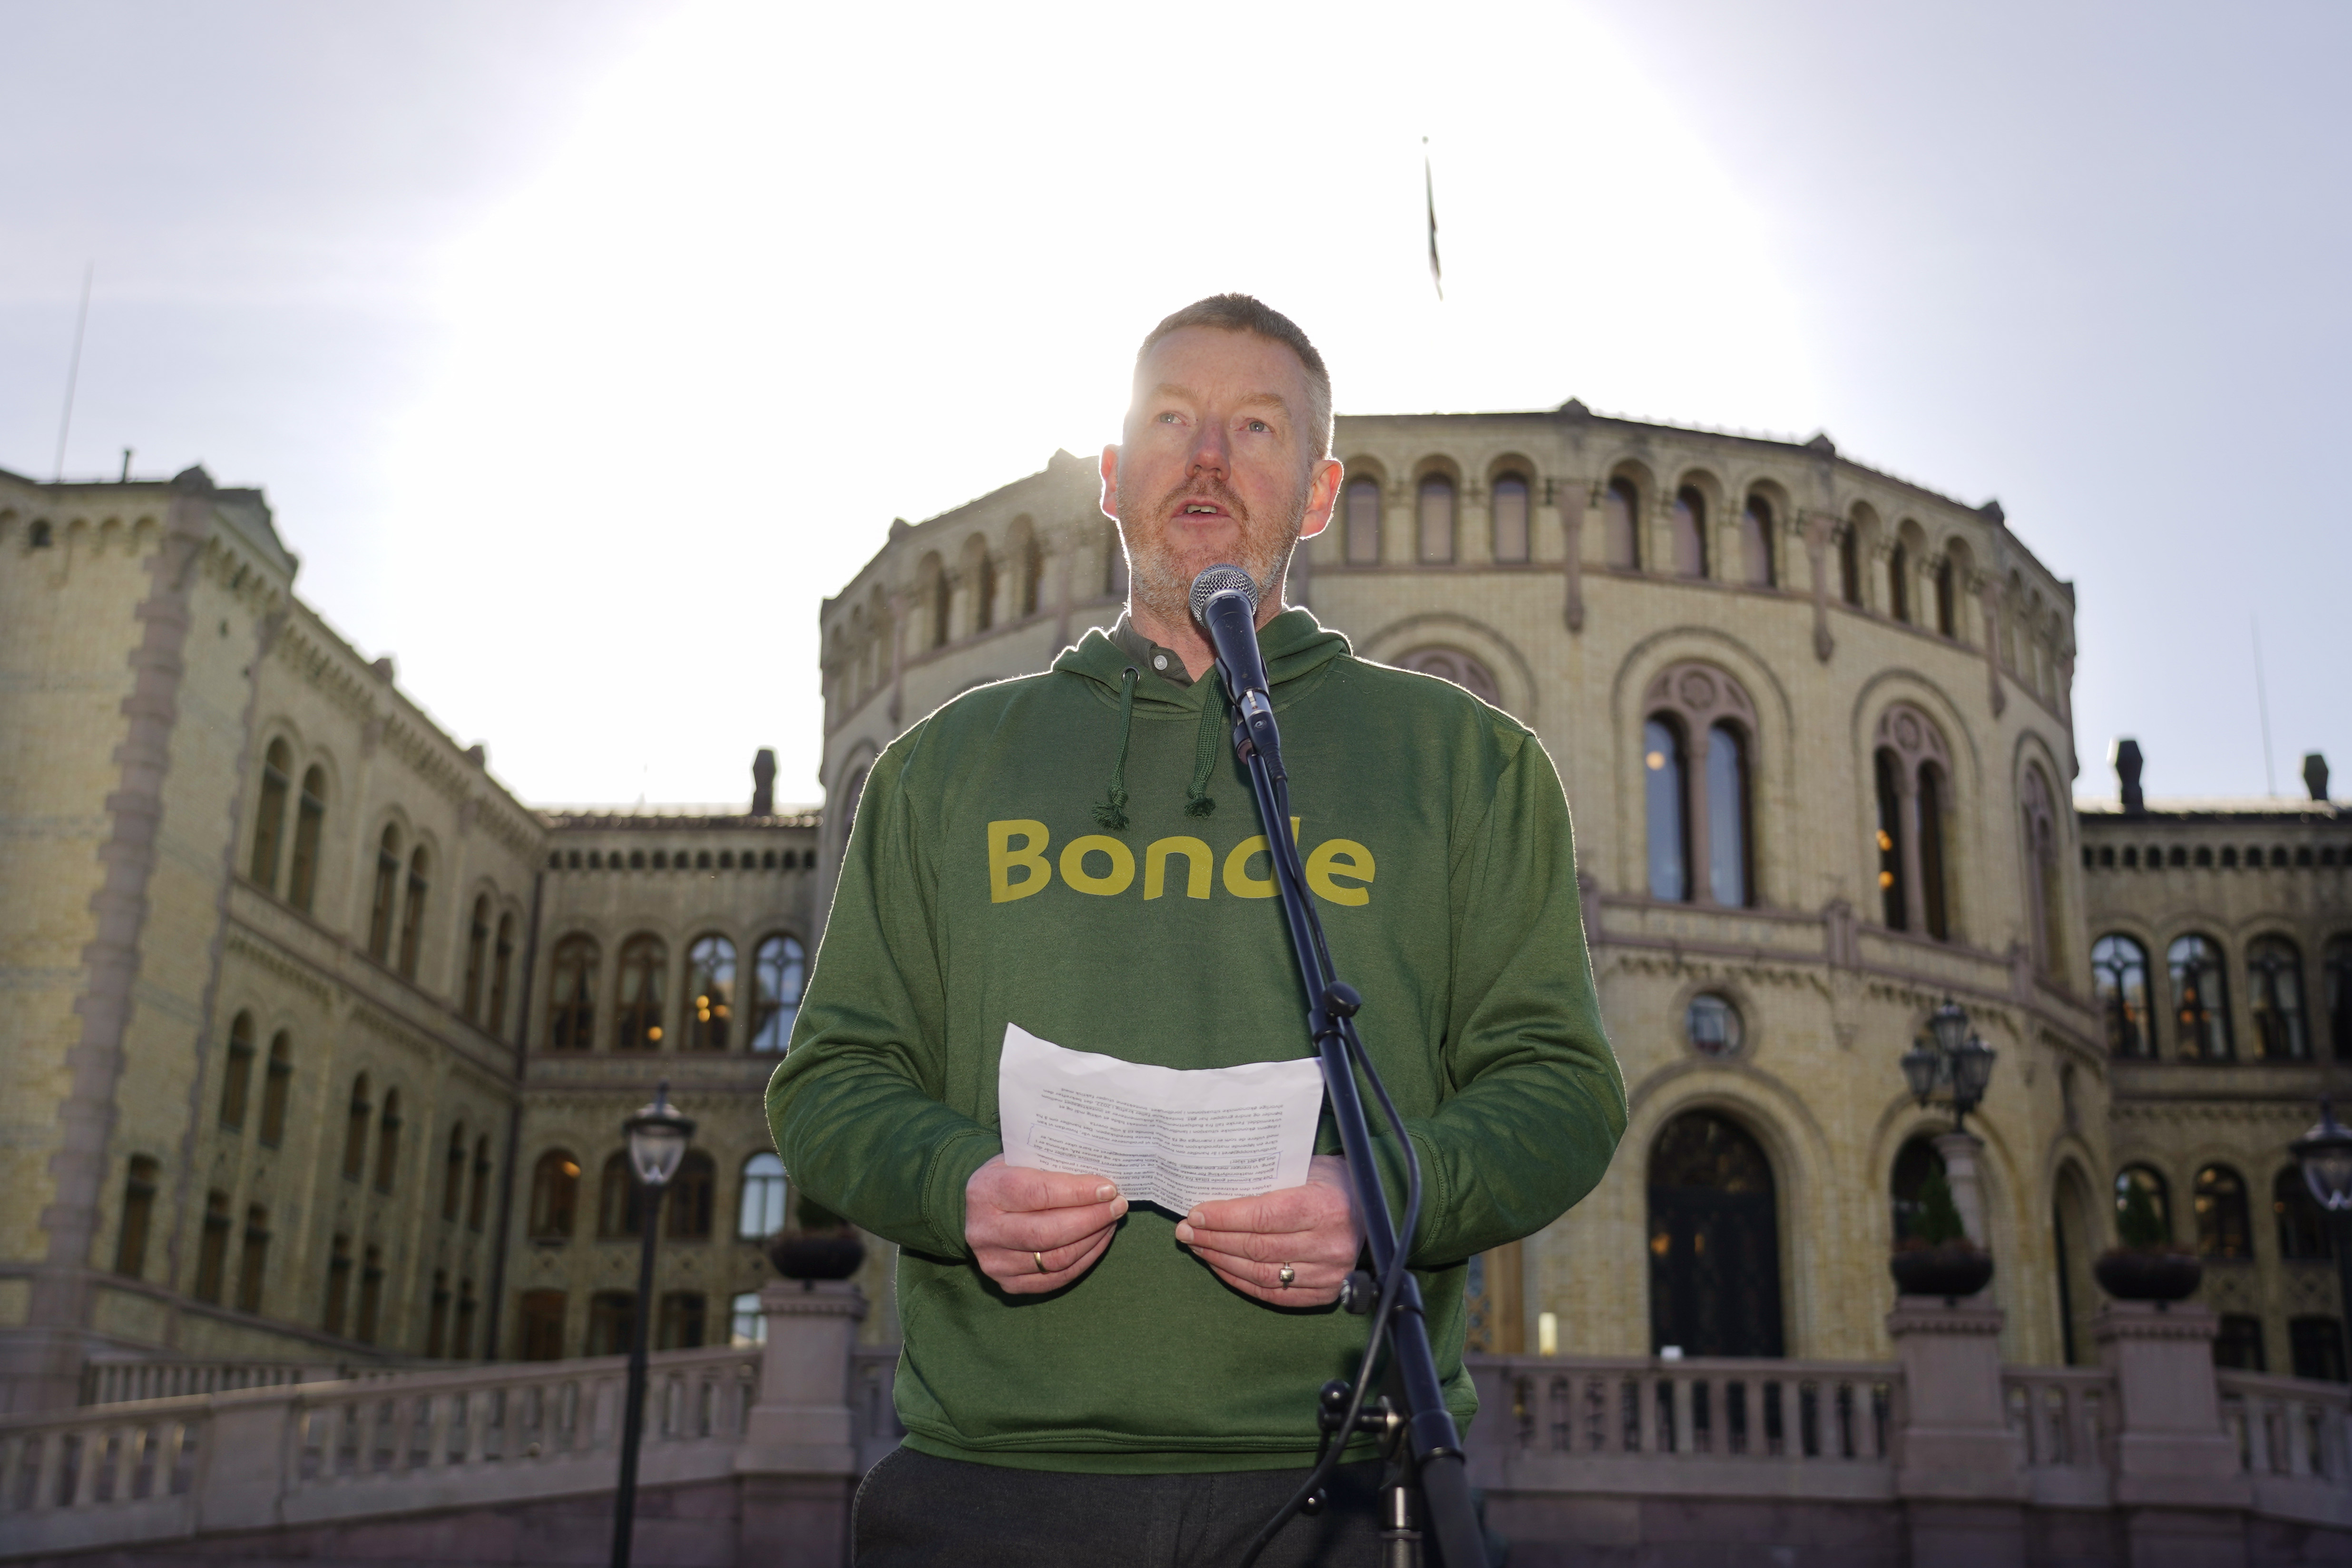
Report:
1157,477,1249,522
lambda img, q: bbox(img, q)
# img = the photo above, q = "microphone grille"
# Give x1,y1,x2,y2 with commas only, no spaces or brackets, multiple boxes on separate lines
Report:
1188,565,1259,623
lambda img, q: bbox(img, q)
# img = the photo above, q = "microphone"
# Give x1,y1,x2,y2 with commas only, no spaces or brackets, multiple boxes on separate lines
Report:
1189,565,1284,779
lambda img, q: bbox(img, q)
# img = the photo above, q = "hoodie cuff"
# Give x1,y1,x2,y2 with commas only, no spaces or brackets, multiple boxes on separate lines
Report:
920,1126,1005,1259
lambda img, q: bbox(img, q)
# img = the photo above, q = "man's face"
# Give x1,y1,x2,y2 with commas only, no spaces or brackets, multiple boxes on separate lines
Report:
1101,326,1340,628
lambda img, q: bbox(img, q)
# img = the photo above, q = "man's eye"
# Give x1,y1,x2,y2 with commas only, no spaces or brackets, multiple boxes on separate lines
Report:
1158,411,1182,424
1245,419,1271,433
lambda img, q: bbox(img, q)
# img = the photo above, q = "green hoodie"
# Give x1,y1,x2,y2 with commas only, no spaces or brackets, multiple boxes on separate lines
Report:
767,608,1625,1473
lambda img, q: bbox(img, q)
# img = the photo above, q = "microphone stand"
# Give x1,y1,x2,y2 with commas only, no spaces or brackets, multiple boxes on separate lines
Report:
1214,651,1485,1568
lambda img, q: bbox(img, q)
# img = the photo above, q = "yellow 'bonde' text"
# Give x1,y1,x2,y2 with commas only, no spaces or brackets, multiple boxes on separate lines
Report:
986,820,1374,907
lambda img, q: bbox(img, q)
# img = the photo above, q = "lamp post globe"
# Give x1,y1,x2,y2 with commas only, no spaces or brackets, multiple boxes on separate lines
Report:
612,1082,695,1568
1950,1034,1998,1123
1928,996,1970,1058
1900,1043,1940,1107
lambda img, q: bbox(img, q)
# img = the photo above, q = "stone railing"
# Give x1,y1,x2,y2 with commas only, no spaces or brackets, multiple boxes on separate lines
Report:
2220,1368,2352,1531
79,1359,348,1407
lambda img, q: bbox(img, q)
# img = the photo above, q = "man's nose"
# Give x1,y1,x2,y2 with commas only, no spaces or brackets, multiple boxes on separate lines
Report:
1186,421,1228,479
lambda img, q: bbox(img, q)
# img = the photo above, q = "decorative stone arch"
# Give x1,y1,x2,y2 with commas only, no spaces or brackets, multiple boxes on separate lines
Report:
1935,534,1977,643
958,531,996,636
1667,467,1726,580
1003,516,1042,619
1358,612,1536,725
1597,457,1657,573
912,551,948,651
1482,453,1539,565
1408,455,1465,565
1334,455,1391,567
1871,700,1958,940
1614,629,1795,907
2013,735,2072,980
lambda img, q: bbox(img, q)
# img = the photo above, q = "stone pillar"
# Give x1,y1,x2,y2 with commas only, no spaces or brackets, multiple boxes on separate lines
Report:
1888,1299,2027,1568
2097,1302,2250,1567
1933,1132,1991,1253
737,1281,868,1567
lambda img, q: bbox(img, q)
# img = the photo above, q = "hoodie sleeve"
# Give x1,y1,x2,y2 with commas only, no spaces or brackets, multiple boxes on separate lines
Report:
765,735,1000,1261
1372,724,1627,1268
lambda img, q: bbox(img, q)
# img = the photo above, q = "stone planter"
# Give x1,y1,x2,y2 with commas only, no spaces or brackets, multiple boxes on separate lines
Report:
767,1228,866,1284
2092,1247,2202,1303
1890,1242,1994,1301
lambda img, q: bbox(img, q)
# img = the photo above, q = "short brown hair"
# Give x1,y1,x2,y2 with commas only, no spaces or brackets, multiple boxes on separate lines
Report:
1133,294,1333,459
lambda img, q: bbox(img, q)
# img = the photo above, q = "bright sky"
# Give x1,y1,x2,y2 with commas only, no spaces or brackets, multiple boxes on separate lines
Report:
4,0,2344,811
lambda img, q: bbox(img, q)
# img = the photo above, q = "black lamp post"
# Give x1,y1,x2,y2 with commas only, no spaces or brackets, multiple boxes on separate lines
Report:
611,1082,695,1568
2290,1098,2352,1375
1901,996,1997,1136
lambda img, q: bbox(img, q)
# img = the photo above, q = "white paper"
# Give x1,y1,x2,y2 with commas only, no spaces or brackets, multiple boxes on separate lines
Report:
996,1022,1327,1215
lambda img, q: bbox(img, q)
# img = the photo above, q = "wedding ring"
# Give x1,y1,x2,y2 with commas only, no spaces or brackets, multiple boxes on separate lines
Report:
1278,1263,1296,1288
1034,1251,1048,1274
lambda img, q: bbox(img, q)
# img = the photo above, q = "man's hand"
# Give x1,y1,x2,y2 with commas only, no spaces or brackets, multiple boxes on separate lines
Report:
1173,1155,1361,1307
965,1156,1127,1294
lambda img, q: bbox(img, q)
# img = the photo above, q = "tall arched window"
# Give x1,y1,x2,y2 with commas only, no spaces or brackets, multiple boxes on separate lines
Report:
1888,541,1911,622
667,1151,715,1241
599,1151,641,1238
250,739,293,891
237,1206,269,1313
1875,750,1909,930
919,551,949,647
2248,935,2309,1061
289,766,327,912
259,1032,292,1147
2275,1166,2332,1261
739,1152,788,1239
1344,477,1382,565
373,1088,402,1193
683,935,736,1051
342,1074,372,1180
397,847,430,979
323,1235,352,1334
115,1156,159,1278
469,1135,492,1231
528,1150,579,1240
1705,724,1750,906
1872,706,1956,940
1918,763,1950,941
1838,527,1862,605
2021,766,2063,975
194,1190,232,1303
548,935,598,1051
1647,1112,1783,1358
2195,1165,2253,1259
1643,718,1688,902
2116,1165,2172,1243
1739,496,1774,587
966,535,996,634
1417,474,1455,563
1603,477,1640,569
443,1125,468,1221
615,934,667,1050
2092,934,2153,1058
1934,557,1958,636
1012,523,1042,617
489,913,516,1037
219,1010,256,1129
751,933,806,1052
1491,473,1531,563
367,826,402,960
462,895,491,1022
2169,934,2233,1060
426,1269,451,1357
1669,487,1706,577
2328,936,2352,1063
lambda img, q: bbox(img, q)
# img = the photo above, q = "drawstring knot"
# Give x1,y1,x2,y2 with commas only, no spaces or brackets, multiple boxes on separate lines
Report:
1184,672,1225,818
1093,666,1139,831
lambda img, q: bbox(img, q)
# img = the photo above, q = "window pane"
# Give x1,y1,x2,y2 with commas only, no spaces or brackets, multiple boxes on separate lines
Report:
1605,480,1640,569
2249,936,2308,1061
685,935,737,1051
1418,476,1455,563
1741,498,1774,587
751,935,806,1052
1874,751,1908,931
1705,725,1747,907
740,1153,787,1239
1671,489,1705,577
1644,719,1687,902
1491,475,1529,563
2169,935,2233,1060
1345,478,1382,564
2091,935,2152,1058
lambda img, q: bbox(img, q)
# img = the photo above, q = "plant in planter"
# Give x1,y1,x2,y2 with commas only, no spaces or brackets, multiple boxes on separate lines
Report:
765,1192,867,1285
2092,1176,2202,1303
1889,1169,1995,1301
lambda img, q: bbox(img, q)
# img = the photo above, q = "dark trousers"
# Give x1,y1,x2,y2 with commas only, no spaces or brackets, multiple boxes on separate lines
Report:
853,1444,1385,1567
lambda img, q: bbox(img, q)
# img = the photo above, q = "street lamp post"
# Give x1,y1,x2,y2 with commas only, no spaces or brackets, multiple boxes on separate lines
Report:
1901,996,1998,1137
2290,1098,2352,1377
611,1082,696,1568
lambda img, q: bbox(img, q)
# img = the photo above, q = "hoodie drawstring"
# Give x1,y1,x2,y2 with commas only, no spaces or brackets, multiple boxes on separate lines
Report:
1093,666,1139,831
1184,672,1225,819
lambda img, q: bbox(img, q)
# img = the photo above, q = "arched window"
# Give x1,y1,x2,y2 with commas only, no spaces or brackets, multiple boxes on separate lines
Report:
1890,1136,1949,1244
548,935,598,1051
237,1206,269,1313
1934,557,1958,636
1875,750,1908,929
750,934,806,1052
259,1032,292,1147
919,551,950,647
289,766,327,912
1739,496,1774,588
2021,766,2063,975
250,739,293,891
1647,1112,1782,1358
1396,647,1502,707
2275,1166,2332,1261
1344,477,1381,564
219,1011,256,1129
1417,474,1455,563
1872,706,1956,941
1918,763,1950,941
599,1151,642,1238
194,1190,232,1303
615,934,667,1050
397,846,430,979
355,1245,385,1343
1705,723,1752,906
489,913,516,1037
683,935,736,1051
443,1124,468,1221
739,1152,788,1239
367,826,402,960
970,539,997,634
342,1074,372,1180
469,1135,492,1231
2169,934,2233,1060
1643,717,1688,902
1838,527,1862,605
2092,934,2153,1058
2194,1165,2253,1259
1669,487,1706,577
373,1089,402,1193
528,1150,579,1240
323,1235,353,1335
2248,935,2309,1061
1013,524,1042,617
1603,477,1640,569
2329,936,2352,1062
462,895,490,1021
114,1156,159,1278
2116,1165,2172,1243
1888,541,1911,622
667,1151,715,1241
1491,473,1530,563
455,1278,479,1357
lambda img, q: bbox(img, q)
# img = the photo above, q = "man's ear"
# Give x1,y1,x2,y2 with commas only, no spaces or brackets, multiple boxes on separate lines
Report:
1295,457,1343,541
1099,444,1121,521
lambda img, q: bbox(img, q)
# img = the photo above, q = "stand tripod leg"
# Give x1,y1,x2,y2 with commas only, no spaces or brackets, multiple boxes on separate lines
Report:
1380,1467,1421,1568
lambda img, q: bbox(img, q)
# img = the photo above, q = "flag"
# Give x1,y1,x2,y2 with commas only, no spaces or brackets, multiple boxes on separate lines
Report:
1424,141,1443,301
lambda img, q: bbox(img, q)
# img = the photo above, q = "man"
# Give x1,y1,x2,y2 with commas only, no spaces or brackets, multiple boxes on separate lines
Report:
769,295,1625,1566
